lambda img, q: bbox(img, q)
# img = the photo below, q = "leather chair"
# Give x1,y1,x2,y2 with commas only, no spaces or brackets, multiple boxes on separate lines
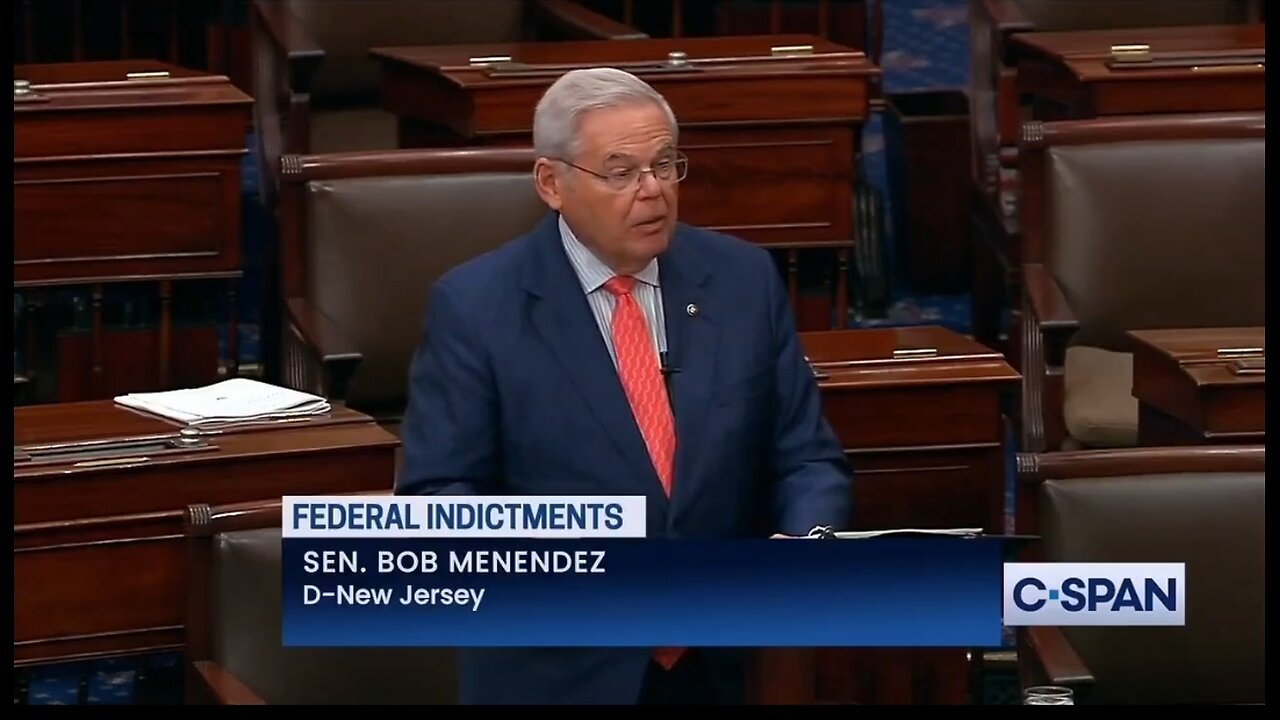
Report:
277,147,546,437
965,0,1263,355
1017,113,1264,452
1014,445,1265,704
250,0,645,205
183,495,455,705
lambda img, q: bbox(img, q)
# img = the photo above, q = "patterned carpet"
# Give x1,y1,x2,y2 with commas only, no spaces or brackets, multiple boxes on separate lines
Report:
18,0,1023,705
854,0,972,334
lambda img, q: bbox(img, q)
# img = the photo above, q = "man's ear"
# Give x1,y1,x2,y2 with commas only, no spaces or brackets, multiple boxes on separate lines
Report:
533,158,563,211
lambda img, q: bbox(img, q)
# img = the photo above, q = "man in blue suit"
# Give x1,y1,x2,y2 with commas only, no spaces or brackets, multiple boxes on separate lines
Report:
396,67,852,705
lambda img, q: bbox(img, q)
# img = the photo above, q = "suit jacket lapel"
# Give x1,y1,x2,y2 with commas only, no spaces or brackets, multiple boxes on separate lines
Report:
521,215,668,506
658,226,717,524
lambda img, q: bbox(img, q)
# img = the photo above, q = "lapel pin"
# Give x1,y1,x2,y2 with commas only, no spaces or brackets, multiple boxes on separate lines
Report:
686,303,699,317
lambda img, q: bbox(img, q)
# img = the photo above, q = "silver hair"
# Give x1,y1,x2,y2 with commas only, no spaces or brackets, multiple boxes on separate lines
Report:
532,67,678,162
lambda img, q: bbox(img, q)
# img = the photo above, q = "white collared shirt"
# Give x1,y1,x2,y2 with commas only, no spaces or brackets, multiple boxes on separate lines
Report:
558,215,668,367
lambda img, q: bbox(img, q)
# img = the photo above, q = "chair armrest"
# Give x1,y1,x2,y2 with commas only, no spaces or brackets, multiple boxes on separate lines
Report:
1022,263,1076,330
531,0,649,40
983,0,1032,29
1022,262,1077,374
193,660,266,705
250,0,325,204
283,297,363,403
1020,263,1078,452
1023,626,1096,688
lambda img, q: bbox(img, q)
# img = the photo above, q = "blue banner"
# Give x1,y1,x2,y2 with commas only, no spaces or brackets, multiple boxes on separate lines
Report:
282,537,1005,648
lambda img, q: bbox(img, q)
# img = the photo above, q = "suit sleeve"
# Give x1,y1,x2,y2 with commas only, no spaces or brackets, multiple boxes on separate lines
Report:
763,254,854,534
395,280,502,497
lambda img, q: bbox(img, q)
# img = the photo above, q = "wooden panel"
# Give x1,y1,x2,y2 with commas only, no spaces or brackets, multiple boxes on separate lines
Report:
14,397,175,445
678,125,853,247
825,384,1004,449
15,534,185,649
56,324,220,402
13,105,248,159
813,648,971,705
849,446,1002,531
17,169,227,259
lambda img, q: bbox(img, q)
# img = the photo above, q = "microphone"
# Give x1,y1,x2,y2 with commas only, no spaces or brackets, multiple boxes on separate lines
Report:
659,351,679,415
659,351,681,377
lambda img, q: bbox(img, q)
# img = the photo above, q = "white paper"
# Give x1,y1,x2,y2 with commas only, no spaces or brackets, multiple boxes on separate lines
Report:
114,378,330,427
827,527,983,540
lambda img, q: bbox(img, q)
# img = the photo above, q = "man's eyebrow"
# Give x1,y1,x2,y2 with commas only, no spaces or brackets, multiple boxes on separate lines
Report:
602,145,677,164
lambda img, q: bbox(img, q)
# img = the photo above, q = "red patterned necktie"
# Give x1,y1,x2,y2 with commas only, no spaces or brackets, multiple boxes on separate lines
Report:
602,276,676,495
602,276,684,670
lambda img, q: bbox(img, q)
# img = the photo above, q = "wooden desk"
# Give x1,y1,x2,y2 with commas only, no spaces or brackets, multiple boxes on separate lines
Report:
753,326,1019,705
1012,24,1265,120
804,325,1020,534
1130,327,1265,446
370,35,879,330
14,60,253,402
13,401,399,667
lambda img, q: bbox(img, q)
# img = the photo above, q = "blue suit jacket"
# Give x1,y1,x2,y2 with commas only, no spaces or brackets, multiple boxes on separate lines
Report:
396,213,852,704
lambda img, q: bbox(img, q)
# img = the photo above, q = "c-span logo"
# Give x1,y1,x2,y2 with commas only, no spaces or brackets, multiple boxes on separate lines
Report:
1003,563,1185,626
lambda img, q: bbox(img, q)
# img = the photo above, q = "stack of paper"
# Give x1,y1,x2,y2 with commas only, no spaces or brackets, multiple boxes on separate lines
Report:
114,378,331,427
824,528,983,540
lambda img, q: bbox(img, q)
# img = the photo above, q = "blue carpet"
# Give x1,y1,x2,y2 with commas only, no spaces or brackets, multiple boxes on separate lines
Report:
231,132,266,368
18,653,183,705
855,0,971,336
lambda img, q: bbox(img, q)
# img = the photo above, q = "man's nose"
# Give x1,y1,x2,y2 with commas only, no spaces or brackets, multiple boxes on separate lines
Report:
635,170,663,198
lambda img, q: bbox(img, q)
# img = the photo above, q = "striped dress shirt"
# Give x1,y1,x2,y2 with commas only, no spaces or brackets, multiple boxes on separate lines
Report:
558,215,668,368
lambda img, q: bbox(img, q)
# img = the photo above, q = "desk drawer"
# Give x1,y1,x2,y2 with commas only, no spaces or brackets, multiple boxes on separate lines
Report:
15,156,242,283
848,446,1005,533
822,383,1005,449
14,518,185,665
13,444,396,665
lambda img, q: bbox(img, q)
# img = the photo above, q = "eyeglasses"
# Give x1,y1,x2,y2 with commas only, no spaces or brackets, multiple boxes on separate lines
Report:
553,152,689,193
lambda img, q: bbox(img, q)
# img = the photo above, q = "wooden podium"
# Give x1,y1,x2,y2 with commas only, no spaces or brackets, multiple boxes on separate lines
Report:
370,35,880,330
14,401,399,667
753,326,1019,705
1129,327,1265,446
14,60,253,402
1011,24,1264,120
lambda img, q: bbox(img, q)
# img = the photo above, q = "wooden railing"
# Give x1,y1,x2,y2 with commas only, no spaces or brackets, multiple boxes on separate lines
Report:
13,0,251,92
